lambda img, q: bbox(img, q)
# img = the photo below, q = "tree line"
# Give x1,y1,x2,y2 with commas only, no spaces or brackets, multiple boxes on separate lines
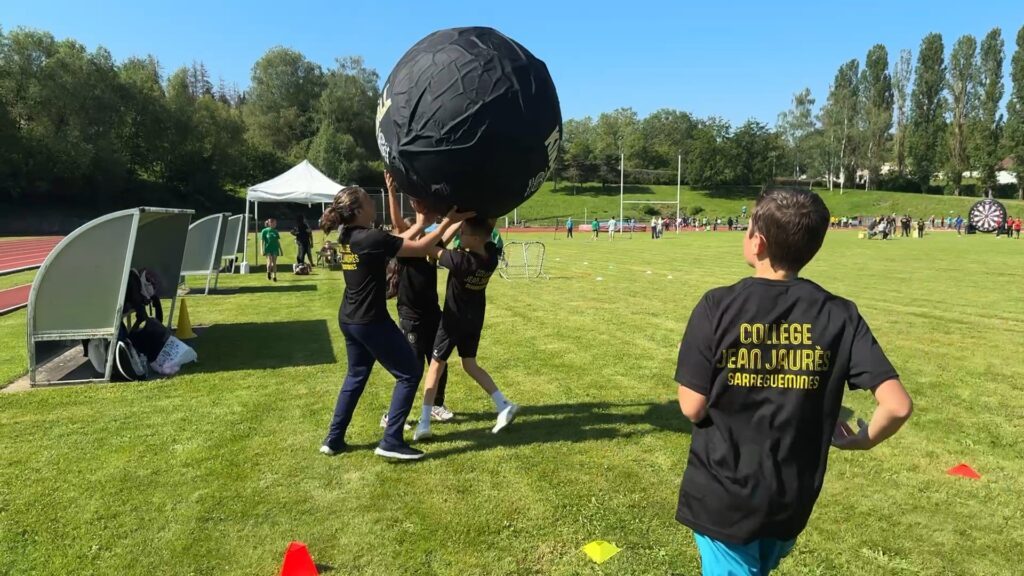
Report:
552,109,785,191
3,23,1023,212
0,26,382,209
778,25,1024,198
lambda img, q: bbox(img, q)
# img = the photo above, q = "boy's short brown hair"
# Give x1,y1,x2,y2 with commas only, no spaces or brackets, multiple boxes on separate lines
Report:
748,187,830,272
463,216,496,237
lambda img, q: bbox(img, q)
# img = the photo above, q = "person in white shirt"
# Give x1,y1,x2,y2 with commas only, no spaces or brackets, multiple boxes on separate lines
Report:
651,217,657,239
608,217,617,240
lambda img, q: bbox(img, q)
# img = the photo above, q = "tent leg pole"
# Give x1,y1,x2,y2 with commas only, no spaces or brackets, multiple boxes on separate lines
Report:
241,200,251,273
254,202,259,269
167,297,177,330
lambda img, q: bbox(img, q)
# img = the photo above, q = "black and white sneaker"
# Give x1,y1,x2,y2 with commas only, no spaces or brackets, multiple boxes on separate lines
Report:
319,441,347,456
374,442,424,461
379,412,413,431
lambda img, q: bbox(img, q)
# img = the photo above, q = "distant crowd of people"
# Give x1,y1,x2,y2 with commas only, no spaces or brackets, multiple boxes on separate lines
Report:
563,215,750,239
996,216,1022,238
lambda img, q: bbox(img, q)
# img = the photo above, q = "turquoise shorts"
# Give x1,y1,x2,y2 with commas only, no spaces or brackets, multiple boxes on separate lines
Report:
694,532,795,575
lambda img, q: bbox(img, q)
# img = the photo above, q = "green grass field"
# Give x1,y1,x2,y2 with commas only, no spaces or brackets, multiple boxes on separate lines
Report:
1,230,1022,575
513,183,1024,224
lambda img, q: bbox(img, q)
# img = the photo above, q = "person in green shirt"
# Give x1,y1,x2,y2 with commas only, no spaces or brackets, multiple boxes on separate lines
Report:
566,216,574,239
592,218,600,239
260,218,282,281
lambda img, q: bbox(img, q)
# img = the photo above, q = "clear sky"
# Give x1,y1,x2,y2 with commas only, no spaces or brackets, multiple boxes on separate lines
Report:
4,1,1023,125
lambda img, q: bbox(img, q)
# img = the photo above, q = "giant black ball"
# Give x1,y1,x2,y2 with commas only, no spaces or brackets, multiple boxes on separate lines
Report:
376,27,562,217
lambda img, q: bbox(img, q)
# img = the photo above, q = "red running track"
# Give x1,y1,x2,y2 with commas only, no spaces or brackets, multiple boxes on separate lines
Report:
0,236,62,274
0,284,31,315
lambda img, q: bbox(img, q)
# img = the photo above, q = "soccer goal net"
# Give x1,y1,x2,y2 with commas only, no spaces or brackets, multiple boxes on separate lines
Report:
498,241,548,280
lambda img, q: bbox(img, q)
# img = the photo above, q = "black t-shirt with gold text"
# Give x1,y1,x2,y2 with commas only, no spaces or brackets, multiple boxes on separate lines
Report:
674,277,898,543
438,243,499,332
338,226,403,324
397,253,440,322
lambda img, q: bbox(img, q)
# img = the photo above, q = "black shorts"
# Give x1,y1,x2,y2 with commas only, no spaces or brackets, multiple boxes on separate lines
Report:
431,317,483,361
398,315,441,359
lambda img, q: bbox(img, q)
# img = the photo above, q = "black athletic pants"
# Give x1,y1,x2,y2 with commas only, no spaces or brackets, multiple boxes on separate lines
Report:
399,316,448,406
297,242,313,266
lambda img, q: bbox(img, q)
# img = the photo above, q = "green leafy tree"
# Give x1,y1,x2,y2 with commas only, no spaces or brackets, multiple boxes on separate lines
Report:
908,33,946,192
973,28,1004,192
892,49,913,175
245,47,325,157
685,117,734,188
1006,25,1024,199
860,45,893,189
731,119,783,185
776,88,816,178
561,117,598,192
824,59,860,192
945,34,978,196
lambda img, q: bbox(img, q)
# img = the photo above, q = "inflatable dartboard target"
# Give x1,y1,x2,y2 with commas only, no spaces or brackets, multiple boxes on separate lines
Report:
968,198,1007,233
376,27,562,217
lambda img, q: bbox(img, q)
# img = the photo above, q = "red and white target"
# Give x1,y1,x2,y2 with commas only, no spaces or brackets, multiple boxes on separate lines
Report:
968,199,1007,233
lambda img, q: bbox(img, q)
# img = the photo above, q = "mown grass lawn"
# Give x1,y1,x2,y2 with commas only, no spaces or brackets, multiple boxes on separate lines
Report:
515,182,1024,225
0,230,1022,575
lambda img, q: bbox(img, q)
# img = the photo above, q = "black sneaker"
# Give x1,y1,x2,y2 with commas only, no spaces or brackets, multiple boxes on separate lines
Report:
374,441,424,461
319,441,347,456
267,271,271,280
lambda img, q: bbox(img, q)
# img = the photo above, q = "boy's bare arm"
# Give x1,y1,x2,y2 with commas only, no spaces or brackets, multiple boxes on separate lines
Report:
385,171,409,234
678,385,708,423
833,378,912,450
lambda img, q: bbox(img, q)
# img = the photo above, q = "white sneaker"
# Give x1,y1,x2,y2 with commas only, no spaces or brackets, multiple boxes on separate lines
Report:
412,423,433,442
380,412,413,431
492,403,520,434
431,405,455,422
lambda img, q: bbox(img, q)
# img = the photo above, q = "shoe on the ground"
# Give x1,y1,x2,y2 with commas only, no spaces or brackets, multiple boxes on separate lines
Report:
492,403,520,434
374,442,424,461
380,412,413,431
431,405,455,422
267,272,271,280
273,275,278,282
319,441,347,456
412,423,432,442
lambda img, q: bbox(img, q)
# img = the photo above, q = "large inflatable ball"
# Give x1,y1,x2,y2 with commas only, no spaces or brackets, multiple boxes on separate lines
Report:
376,27,562,217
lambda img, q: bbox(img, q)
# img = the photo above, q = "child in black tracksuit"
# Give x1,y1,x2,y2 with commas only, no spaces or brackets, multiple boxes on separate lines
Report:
384,177,455,427
412,216,519,441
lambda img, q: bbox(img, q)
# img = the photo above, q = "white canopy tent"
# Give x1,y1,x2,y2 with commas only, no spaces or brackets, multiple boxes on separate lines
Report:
241,160,345,273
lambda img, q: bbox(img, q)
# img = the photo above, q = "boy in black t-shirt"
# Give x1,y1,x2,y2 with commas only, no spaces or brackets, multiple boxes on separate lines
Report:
413,217,519,441
674,187,913,575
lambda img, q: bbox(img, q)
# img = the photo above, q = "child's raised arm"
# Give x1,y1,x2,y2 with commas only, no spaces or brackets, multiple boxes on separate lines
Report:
397,206,475,258
385,171,409,234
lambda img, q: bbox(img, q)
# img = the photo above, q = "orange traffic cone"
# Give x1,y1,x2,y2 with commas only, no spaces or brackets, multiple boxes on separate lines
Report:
175,298,197,340
279,542,318,576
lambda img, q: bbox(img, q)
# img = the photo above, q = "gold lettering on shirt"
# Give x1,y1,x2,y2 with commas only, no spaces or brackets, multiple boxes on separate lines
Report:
464,269,493,291
722,323,830,391
339,244,360,270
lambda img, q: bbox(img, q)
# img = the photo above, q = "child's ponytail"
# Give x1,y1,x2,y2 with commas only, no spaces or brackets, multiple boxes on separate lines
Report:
321,186,365,237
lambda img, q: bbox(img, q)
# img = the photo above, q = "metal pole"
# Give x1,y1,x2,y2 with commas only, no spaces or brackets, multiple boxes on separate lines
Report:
677,154,682,221
619,152,624,224
514,208,518,227
241,199,250,273
254,201,259,267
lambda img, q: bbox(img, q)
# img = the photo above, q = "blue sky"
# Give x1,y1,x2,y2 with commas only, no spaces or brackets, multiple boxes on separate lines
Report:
4,1,1023,125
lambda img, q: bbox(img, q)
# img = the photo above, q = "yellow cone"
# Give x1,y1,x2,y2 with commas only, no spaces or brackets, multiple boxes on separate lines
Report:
582,541,621,564
175,298,197,339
